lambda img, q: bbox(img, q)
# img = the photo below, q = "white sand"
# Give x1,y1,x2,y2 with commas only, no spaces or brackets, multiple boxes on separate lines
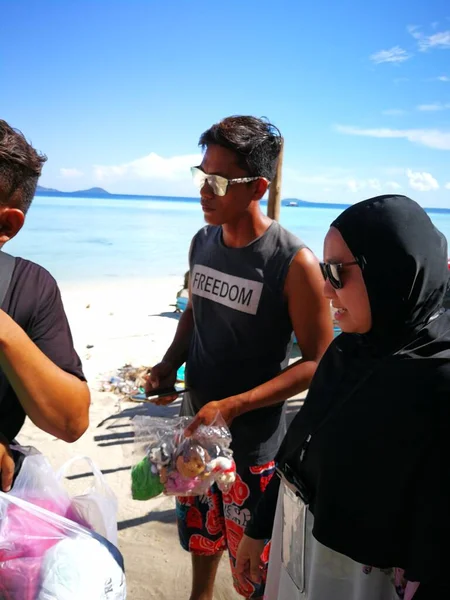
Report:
17,277,247,600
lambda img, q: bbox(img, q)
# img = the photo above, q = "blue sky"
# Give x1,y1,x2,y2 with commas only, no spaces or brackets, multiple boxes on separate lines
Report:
1,0,450,206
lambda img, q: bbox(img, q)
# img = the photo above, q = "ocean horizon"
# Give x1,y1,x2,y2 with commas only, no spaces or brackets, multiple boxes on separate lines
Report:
35,188,450,214
6,193,450,285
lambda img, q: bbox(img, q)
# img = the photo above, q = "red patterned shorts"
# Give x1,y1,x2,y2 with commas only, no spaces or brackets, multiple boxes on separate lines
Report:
176,460,276,598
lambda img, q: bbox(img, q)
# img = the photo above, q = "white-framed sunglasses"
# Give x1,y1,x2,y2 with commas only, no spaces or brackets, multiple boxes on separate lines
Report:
191,166,265,197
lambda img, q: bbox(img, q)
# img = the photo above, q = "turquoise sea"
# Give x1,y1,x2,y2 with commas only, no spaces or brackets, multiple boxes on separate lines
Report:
7,195,450,284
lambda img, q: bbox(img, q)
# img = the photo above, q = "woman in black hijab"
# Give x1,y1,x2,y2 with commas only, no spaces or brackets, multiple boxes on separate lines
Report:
236,195,450,599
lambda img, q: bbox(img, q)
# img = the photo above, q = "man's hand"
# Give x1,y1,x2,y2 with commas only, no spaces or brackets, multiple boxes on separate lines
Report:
235,534,266,587
185,398,238,436
145,360,179,405
0,437,14,492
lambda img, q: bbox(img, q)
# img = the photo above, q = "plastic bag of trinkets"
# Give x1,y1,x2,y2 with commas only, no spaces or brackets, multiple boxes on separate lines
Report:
130,414,236,500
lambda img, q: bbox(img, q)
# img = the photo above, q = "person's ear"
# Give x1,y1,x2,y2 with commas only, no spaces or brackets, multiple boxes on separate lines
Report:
251,178,269,202
0,208,25,244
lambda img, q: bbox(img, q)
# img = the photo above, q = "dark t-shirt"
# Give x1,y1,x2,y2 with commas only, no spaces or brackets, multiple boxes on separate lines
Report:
0,258,85,442
182,222,305,465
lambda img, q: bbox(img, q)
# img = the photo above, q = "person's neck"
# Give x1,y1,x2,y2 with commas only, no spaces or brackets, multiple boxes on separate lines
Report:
221,209,273,248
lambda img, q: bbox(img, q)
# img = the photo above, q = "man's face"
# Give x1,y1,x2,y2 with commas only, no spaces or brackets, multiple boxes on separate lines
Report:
198,144,259,226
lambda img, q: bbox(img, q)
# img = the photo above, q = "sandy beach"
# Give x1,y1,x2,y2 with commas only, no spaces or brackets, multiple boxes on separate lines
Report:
16,277,305,599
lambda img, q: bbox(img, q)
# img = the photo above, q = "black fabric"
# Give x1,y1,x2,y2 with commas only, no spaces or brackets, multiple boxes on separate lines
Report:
246,468,280,539
413,581,450,598
0,258,85,442
248,195,450,585
0,252,16,307
182,221,305,465
331,194,449,353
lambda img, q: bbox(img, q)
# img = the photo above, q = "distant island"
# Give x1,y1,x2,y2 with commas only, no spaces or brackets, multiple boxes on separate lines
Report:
36,185,112,197
35,186,450,214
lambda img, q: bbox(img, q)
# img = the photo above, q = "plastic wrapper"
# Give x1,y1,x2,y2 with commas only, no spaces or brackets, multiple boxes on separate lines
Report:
131,414,236,499
0,448,126,599
56,455,119,546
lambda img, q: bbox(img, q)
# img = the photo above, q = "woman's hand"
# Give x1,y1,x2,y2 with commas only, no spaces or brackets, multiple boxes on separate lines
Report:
235,534,266,587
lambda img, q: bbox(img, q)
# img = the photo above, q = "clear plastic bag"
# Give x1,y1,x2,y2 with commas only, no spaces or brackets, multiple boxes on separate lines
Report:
0,487,126,599
131,414,236,499
9,445,71,516
57,455,119,546
11,445,119,546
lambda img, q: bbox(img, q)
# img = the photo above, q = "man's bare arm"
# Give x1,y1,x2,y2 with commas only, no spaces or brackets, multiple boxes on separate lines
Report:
0,310,90,443
234,248,333,414
186,248,333,432
146,288,195,398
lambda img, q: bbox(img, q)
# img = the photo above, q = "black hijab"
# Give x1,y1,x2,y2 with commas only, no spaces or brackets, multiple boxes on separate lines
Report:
333,194,449,353
278,195,450,583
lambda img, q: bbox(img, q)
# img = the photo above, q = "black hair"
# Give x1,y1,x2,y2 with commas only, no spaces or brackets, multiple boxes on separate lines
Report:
199,115,282,180
0,120,47,213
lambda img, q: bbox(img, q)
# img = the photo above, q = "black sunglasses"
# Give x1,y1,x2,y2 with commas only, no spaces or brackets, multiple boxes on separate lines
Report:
320,258,364,290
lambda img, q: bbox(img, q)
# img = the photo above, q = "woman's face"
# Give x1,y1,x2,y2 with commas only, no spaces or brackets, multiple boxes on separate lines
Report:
323,227,372,334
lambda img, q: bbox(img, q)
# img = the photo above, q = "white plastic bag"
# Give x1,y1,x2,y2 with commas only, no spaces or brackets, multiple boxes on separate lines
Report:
9,445,71,514
0,491,126,600
57,456,118,546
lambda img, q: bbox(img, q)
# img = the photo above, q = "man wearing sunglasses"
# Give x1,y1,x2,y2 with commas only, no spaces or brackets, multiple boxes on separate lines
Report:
148,115,333,600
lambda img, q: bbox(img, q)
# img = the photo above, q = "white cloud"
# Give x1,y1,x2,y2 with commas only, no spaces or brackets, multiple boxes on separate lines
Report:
419,30,450,51
335,124,450,150
382,109,406,116
345,178,385,193
282,168,396,197
346,179,364,193
386,181,402,190
445,182,450,190
59,168,84,178
93,152,203,183
370,46,411,64
417,102,450,111
408,25,450,51
437,75,450,82
407,169,439,191
368,178,382,191
407,25,422,40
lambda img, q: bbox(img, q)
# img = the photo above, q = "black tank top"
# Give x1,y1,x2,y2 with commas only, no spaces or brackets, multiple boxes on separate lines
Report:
181,221,305,465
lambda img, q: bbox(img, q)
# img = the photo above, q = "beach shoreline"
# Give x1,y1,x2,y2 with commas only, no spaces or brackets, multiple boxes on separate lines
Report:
59,275,184,382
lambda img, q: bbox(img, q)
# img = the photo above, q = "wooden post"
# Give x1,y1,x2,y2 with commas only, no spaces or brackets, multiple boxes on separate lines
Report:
267,138,284,221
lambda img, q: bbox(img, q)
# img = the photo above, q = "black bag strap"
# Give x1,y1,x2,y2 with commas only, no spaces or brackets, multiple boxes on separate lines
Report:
0,251,16,308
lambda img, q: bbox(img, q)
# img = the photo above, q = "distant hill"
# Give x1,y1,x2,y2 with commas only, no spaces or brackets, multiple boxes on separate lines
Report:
36,185,111,197
36,185,60,193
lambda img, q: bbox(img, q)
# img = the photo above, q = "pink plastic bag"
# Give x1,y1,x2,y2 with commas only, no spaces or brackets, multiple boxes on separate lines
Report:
0,497,69,599
0,446,126,599
0,492,127,599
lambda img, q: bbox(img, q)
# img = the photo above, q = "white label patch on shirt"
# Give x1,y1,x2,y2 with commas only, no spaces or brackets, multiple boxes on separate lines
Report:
191,264,263,315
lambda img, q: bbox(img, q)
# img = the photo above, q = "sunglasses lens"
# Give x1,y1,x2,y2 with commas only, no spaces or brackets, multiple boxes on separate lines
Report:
329,264,343,289
191,167,205,189
329,264,340,282
320,263,342,289
191,168,228,196
209,175,228,196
